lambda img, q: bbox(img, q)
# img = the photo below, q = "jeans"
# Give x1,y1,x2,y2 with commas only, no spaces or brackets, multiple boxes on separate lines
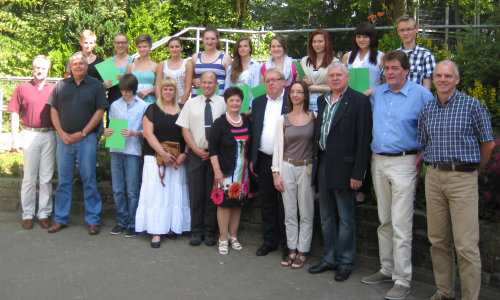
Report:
54,133,102,226
110,152,141,229
318,154,356,270
20,130,56,220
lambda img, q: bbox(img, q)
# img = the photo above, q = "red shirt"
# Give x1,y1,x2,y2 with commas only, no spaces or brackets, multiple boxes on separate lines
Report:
7,80,55,128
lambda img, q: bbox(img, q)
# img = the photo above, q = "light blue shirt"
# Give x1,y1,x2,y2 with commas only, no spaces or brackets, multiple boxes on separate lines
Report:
370,80,433,153
109,95,150,156
225,59,262,107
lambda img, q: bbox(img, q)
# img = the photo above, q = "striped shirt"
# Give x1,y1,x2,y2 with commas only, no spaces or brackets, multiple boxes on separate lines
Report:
418,89,493,164
191,52,226,97
319,89,345,151
398,44,436,86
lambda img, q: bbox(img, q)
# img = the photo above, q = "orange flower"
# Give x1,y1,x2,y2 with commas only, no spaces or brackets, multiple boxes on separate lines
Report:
377,11,385,17
228,182,242,198
368,14,376,20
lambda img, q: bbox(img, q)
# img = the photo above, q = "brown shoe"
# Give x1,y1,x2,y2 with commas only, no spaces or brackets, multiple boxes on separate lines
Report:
39,218,51,229
22,219,34,229
88,225,100,235
48,222,67,233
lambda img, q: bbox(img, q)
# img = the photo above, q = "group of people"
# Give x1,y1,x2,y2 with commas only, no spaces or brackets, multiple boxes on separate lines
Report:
8,15,494,300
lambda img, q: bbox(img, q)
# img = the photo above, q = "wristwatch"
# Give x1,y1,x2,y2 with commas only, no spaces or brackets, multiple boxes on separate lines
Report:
81,130,87,137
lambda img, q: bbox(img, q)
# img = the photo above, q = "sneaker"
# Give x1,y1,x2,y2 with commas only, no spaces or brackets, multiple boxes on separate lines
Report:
109,225,125,235
385,284,410,300
430,291,455,300
361,271,392,284
124,228,136,237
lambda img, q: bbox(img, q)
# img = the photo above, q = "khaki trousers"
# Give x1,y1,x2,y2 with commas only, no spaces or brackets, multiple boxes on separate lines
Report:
426,166,481,300
371,153,418,288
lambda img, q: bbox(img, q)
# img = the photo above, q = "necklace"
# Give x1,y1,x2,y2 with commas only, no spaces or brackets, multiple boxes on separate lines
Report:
226,112,242,124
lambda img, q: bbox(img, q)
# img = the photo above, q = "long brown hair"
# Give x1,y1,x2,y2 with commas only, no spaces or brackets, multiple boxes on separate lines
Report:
230,37,252,84
203,27,221,50
286,81,310,114
306,29,334,69
348,22,379,65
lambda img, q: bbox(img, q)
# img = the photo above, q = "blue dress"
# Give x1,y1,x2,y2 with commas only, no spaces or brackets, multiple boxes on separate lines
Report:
131,61,157,103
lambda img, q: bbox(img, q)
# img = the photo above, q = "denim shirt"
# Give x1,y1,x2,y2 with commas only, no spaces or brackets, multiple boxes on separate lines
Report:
225,59,262,107
109,95,150,156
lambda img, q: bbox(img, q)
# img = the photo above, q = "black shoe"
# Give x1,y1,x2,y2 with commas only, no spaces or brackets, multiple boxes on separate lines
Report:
109,225,125,235
205,233,217,246
189,233,203,246
165,232,178,240
308,261,338,274
282,247,290,259
150,239,161,248
335,268,351,281
256,244,277,256
124,228,136,238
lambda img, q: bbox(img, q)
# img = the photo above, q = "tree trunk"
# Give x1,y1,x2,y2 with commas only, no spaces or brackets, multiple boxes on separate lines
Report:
393,0,407,21
454,0,462,44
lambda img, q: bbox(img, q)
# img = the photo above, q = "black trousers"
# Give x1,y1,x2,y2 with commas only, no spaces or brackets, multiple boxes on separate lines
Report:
186,150,217,234
257,151,287,248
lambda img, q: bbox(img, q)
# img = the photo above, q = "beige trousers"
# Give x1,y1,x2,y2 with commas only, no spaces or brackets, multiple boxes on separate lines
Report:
426,166,481,300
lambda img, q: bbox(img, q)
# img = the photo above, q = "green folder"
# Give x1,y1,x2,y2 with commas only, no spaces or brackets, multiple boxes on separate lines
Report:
348,68,370,93
95,59,121,87
235,85,251,113
250,83,266,98
105,118,128,149
293,61,306,80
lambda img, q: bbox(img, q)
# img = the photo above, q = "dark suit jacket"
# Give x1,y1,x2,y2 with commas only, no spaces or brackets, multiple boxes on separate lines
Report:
249,91,287,169
311,86,372,190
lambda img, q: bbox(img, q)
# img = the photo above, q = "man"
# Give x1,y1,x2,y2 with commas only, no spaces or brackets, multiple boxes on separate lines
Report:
396,14,436,90
417,60,494,300
47,51,109,235
176,71,226,247
250,68,288,257
7,55,56,230
361,50,433,300
308,62,372,281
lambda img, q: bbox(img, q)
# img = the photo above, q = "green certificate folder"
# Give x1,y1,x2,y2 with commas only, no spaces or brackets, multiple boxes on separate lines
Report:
235,85,251,113
348,68,370,93
293,61,306,80
95,59,121,87
250,83,266,98
105,118,128,149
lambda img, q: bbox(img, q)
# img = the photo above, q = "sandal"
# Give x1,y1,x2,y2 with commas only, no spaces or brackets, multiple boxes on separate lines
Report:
218,239,229,255
281,249,297,267
228,236,242,250
291,252,307,269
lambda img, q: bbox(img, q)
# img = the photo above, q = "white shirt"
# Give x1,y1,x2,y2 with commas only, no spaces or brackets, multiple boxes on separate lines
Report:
259,90,284,155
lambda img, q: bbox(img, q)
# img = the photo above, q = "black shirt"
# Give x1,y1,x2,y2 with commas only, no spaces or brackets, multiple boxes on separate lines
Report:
143,104,186,156
47,75,109,133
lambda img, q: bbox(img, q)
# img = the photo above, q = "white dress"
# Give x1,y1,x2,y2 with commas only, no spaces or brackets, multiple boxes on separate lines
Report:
163,58,187,103
135,155,191,235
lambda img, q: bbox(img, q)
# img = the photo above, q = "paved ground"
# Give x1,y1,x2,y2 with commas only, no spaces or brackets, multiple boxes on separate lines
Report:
0,211,496,300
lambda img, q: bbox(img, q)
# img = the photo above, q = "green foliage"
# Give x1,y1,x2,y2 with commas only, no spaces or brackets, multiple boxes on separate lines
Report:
479,139,500,221
0,151,23,178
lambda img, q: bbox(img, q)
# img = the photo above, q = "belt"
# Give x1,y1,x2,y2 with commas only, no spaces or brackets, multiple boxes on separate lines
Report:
377,150,419,157
283,155,313,167
23,126,55,133
427,162,477,172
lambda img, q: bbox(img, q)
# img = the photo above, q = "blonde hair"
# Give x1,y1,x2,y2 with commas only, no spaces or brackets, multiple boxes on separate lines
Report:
80,30,97,43
157,77,180,113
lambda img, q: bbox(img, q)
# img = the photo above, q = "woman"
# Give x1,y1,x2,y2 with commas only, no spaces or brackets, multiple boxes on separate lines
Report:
191,27,232,98
342,22,383,204
135,78,190,248
209,87,252,255
300,29,337,111
342,21,384,96
106,33,133,105
64,30,103,80
155,37,193,105
260,35,297,89
127,34,157,103
225,37,261,113
272,81,315,269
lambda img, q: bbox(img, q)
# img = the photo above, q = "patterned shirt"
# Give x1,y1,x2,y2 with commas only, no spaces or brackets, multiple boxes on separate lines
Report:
319,89,345,151
417,89,493,164
398,44,436,86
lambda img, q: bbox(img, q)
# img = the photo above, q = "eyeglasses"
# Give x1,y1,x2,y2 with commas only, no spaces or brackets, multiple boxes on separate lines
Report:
290,90,305,95
114,41,129,45
397,27,416,34
265,78,284,84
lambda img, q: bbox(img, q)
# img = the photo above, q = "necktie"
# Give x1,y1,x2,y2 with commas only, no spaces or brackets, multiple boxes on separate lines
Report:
204,98,213,140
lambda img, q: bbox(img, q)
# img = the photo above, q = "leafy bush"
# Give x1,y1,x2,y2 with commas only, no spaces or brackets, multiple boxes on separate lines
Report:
479,139,500,221
0,151,23,177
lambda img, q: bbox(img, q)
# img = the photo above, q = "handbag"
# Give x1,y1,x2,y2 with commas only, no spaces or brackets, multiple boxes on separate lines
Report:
155,141,181,186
